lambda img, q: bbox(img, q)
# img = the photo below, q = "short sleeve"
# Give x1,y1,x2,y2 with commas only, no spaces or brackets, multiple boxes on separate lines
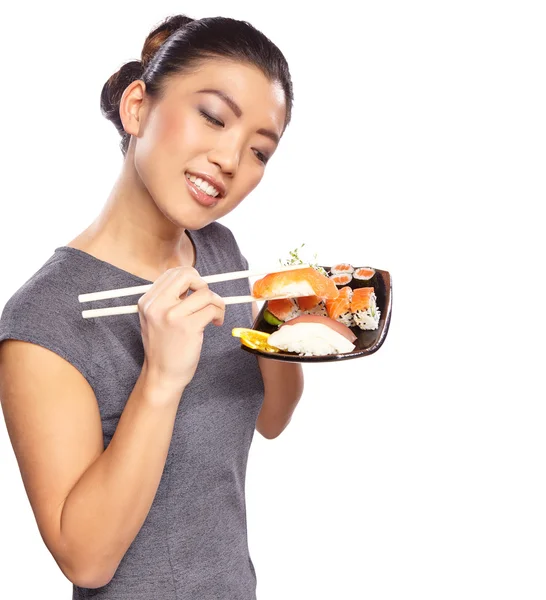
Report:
0,285,96,390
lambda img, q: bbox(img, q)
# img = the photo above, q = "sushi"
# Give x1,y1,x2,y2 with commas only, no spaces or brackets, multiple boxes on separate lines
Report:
350,287,380,330
253,267,339,301
330,273,353,286
353,267,376,287
267,315,357,356
325,286,354,327
330,263,354,275
264,298,301,326
296,295,327,317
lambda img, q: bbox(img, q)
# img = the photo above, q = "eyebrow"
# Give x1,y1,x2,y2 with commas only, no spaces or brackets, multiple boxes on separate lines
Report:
196,88,280,145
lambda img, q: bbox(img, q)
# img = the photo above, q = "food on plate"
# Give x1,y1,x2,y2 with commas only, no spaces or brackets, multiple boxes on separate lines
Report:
267,315,357,356
239,254,384,358
231,328,280,352
252,267,339,301
263,298,300,325
296,295,327,317
330,263,354,275
325,286,354,327
329,273,353,286
350,287,380,330
353,267,376,284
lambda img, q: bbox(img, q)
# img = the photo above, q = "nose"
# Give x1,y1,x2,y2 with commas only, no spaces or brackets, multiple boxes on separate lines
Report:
207,138,241,177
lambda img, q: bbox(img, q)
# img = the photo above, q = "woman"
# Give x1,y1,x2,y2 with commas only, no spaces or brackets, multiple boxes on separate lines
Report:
0,14,303,600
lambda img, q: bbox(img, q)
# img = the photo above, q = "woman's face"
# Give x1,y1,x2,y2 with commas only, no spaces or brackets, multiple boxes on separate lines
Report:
126,58,287,230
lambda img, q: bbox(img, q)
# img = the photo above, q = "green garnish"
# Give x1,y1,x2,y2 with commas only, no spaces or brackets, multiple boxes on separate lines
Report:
263,309,283,326
278,243,328,277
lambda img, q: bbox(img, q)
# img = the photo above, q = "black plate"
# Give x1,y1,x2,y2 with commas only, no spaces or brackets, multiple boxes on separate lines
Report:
241,267,392,362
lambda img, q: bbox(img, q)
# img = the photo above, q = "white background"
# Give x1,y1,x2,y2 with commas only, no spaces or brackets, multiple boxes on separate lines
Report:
1,1,544,598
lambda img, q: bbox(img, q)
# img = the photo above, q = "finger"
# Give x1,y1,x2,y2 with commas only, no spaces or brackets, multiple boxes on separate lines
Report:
140,267,206,313
168,288,225,319
142,268,181,302
161,267,208,303
185,303,226,330
138,268,180,313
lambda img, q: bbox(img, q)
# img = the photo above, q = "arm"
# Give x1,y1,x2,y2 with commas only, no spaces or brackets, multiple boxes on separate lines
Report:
252,301,304,439
0,340,183,589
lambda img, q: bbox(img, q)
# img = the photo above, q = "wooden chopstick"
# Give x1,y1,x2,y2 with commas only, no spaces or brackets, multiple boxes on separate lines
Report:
81,294,298,319
78,263,309,304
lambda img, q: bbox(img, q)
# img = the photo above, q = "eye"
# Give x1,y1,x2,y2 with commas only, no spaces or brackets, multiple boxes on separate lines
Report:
253,149,270,165
199,109,224,127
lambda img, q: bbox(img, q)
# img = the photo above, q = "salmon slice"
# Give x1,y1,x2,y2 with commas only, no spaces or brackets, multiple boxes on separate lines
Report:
266,298,299,321
296,295,321,311
331,263,354,274
326,286,352,320
253,267,339,300
353,267,375,279
330,273,353,285
350,287,375,312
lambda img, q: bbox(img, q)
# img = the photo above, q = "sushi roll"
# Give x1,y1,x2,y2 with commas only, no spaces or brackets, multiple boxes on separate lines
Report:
267,315,357,356
330,263,354,275
352,267,376,288
325,286,354,327
296,295,327,317
350,287,380,330
264,298,301,326
253,267,339,301
330,273,353,286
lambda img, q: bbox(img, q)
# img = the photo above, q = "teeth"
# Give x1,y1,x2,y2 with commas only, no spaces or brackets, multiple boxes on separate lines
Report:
185,173,220,198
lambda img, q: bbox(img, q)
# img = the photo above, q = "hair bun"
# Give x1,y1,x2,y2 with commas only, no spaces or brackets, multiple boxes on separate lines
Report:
141,15,194,69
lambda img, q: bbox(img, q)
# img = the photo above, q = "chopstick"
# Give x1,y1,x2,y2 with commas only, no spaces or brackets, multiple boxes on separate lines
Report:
79,263,310,319
78,263,309,303
81,294,298,319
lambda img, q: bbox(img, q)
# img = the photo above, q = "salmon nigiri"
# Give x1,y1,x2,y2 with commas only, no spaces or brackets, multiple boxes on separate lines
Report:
253,267,339,301
326,286,354,327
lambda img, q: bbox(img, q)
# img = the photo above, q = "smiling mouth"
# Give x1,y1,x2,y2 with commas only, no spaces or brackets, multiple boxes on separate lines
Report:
184,174,221,208
184,172,223,199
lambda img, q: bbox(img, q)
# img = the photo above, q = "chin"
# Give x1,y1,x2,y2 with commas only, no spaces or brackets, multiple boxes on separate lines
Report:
167,206,216,231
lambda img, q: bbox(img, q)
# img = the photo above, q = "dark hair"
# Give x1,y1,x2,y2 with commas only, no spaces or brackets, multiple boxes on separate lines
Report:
100,14,294,157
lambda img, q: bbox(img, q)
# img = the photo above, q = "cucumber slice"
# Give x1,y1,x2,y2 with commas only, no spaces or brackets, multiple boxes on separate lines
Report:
263,309,283,326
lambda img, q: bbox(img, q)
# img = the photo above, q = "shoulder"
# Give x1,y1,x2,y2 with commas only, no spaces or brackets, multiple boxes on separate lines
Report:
1,251,81,324
0,250,95,386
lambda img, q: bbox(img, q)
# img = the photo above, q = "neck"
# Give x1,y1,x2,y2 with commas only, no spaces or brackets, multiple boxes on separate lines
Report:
69,146,195,279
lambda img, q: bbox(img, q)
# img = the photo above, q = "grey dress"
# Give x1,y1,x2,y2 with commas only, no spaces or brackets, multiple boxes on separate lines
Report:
0,222,265,599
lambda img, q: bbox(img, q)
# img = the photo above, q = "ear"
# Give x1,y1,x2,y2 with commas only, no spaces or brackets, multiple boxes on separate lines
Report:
119,79,147,137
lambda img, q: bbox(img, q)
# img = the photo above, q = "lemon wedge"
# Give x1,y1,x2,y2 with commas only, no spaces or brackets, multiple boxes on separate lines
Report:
232,328,280,353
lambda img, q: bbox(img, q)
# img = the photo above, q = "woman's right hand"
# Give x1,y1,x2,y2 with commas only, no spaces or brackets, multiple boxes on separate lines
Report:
137,266,225,393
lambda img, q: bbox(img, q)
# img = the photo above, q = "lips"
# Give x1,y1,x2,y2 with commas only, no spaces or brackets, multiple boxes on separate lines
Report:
185,171,226,198
185,176,220,208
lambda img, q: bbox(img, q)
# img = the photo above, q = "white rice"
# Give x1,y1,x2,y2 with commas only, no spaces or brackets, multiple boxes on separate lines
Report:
353,294,381,330
302,302,327,317
337,311,354,327
268,323,355,356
